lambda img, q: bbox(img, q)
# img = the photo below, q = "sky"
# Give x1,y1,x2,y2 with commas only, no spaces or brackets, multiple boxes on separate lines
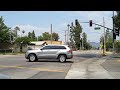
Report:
0,11,117,43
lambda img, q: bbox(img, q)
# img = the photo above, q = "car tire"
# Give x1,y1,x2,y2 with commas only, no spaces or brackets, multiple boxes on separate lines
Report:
58,55,66,63
28,54,37,62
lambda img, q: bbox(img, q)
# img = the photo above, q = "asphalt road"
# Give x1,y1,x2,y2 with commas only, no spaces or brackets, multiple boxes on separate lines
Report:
0,53,85,79
0,50,108,79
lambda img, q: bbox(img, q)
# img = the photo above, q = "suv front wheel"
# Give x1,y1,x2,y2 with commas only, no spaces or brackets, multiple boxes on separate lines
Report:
58,55,66,63
28,54,37,62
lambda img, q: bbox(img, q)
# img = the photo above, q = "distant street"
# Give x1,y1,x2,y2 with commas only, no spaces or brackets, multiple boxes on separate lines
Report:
0,50,120,79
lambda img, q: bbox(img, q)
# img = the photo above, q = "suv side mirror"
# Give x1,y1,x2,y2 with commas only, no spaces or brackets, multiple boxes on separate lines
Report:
40,48,43,50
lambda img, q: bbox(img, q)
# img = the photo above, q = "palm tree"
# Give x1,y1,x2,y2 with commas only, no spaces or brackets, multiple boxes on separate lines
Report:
14,26,20,38
22,30,25,37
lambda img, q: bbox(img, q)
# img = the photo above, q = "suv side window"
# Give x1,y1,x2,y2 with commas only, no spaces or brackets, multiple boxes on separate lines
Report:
51,46,57,49
59,46,66,49
42,46,52,50
53,46,66,49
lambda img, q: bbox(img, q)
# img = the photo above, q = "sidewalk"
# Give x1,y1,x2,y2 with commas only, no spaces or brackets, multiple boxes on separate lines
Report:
105,51,120,58
100,52,120,79
65,51,120,79
0,54,24,58
65,57,114,79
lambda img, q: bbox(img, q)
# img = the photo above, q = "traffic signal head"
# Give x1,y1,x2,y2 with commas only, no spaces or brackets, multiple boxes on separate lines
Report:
115,28,120,36
89,20,92,27
75,19,78,25
113,32,116,39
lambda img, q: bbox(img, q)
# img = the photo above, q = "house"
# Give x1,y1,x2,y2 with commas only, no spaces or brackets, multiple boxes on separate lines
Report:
12,40,63,53
27,40,63,50
28,41,47,50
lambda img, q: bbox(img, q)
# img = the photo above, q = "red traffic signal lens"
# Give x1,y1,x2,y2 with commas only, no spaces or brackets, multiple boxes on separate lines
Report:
89,20,92,27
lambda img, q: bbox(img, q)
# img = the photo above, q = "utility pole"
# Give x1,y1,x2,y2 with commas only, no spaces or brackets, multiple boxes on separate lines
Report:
67,24,70,45
113,11,115,54
51,24,52,44
37,36,38,41
82,37,83,50
9,27,12,44
10,29,11,44
80,34,81,50
103,17,106,55
65,30,67,45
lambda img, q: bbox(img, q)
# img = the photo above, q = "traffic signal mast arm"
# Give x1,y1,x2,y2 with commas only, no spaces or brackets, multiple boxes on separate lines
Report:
81,22,113,31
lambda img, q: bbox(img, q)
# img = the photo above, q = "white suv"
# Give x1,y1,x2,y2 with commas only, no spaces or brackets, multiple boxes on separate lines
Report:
25,45,73,63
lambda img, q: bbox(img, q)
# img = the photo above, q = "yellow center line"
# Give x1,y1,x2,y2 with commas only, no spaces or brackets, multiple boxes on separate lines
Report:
29,68,64,72
0,65,64,72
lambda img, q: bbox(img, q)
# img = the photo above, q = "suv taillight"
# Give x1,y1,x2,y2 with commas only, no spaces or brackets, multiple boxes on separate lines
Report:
68,50,72,53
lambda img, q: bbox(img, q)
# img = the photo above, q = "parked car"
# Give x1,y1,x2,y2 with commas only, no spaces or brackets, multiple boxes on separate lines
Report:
25,45,73,62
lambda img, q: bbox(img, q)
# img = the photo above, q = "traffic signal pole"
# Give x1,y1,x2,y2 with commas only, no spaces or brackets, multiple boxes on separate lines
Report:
51,24,52,44
103,17,106,55
81,13,119,54
113,11,115,54
82,22,113,31
81,21,112,55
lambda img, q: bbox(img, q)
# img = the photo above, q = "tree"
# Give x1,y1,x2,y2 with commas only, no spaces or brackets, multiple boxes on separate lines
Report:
28,30,37,41
14,26,20,38
0,16,10,43
69,22,76,49
38,36,43,41
22,30,25,36
15,36,32,45
70,19,82,50
42,32,51,40
100,30,113,51
85,42,92,50
106,30,113,50
32,30,36,40
114,11,120,28
28,32,32,38
82,32,92,50
15,36,32,52
52,32,59,41
82,32,87,49
38,32,59,41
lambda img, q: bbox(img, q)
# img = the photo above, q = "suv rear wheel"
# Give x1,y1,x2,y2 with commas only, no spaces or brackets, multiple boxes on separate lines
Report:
58,55,66,63
28,54,37,62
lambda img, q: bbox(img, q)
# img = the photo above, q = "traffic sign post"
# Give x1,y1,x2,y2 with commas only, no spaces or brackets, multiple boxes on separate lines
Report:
94,27,101,30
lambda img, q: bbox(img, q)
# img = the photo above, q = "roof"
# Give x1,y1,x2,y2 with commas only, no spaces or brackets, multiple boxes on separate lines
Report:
45,44,68,47
30,41,47,45
29,41,63,45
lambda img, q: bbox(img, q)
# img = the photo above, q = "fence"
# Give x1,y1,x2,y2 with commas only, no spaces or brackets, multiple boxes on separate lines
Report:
107,48,120,53
0,49,13,53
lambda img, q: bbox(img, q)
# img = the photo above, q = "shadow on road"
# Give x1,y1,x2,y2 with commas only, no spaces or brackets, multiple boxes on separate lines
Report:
74,54,97,58
26,60,73,63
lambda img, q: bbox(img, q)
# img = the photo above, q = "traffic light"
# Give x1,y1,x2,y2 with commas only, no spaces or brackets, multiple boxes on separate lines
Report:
113,32,116,39
89,20,92,27
115,28,120,36
75,19,78,25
